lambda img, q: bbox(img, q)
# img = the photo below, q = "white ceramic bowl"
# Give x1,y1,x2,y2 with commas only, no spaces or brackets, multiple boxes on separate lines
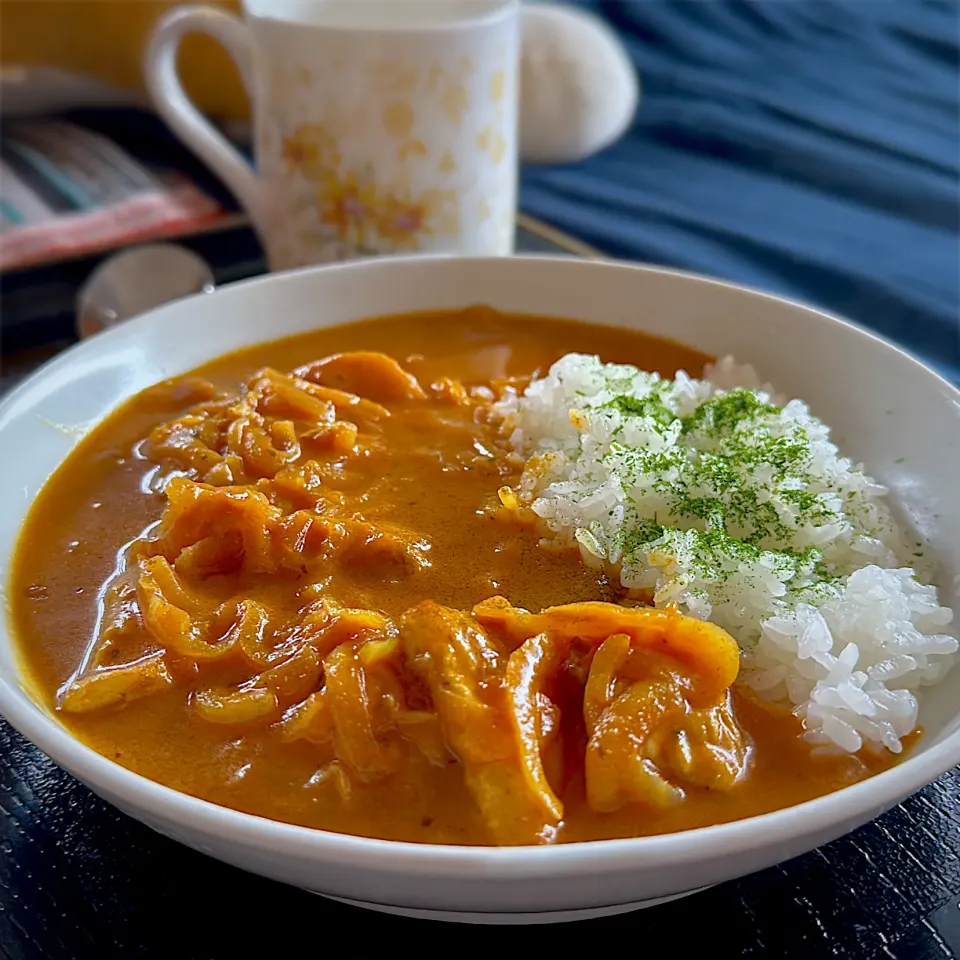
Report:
2,256,959,924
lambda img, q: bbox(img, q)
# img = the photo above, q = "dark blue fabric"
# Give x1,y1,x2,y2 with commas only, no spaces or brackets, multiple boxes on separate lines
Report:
520,0,960,382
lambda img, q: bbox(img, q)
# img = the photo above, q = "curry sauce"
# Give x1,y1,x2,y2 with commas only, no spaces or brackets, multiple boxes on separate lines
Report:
9,308,900,845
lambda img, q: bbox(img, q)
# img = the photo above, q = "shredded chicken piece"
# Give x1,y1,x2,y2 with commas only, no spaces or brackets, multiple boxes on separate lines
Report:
430,377,470,405
153,478,287,578
402,602,560,844
138,557,235,662
294,599,397,660
300,420,358,455
193,685,279,726
319,518,430,578
583,634,689,811
646,692,751,791
504,632,564,823
390,708,450,766
59,653,172,714
267,460,330,510
257,644,322,708
473,596,740,704
298,383,389,424
322,642,400,782
582,632,631,734
295,352,426,402
248,369,338,423
228,599,275,669
281,689,335,744
148,412,229,479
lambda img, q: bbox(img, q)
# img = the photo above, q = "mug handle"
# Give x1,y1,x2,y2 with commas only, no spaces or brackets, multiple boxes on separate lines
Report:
144,6,266,237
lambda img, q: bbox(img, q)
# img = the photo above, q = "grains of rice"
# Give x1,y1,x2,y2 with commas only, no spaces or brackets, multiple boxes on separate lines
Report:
495,353,957,754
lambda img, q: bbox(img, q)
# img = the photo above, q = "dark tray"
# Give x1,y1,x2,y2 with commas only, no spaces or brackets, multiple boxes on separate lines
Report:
1,220,958,959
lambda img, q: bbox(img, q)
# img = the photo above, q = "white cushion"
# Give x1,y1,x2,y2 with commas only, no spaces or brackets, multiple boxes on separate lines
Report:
521,3,639,164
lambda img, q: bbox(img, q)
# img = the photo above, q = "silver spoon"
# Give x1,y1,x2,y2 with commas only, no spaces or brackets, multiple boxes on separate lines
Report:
76,243,216,339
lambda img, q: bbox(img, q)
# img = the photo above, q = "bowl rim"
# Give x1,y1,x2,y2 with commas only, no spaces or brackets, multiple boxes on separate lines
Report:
2,253,959,876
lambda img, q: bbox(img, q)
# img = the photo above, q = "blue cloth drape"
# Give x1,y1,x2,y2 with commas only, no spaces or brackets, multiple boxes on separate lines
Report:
520,0,960,381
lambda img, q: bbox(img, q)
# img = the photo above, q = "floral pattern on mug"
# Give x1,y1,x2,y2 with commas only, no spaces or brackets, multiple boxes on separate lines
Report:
281,124,449,257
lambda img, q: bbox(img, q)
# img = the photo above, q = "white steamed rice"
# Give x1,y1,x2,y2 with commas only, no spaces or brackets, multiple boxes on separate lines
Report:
496,353,956,754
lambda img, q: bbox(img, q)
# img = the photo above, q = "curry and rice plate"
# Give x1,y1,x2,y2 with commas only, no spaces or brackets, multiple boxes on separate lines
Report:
9,308,955,846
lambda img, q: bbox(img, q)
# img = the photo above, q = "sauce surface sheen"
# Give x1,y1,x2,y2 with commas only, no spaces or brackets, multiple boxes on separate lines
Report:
9,309,897,845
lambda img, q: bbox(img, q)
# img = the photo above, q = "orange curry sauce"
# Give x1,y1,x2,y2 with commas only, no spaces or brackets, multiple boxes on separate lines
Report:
9,309,899,845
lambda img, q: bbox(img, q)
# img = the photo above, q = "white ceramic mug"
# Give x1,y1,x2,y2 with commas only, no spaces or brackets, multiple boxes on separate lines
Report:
145,0,519,270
